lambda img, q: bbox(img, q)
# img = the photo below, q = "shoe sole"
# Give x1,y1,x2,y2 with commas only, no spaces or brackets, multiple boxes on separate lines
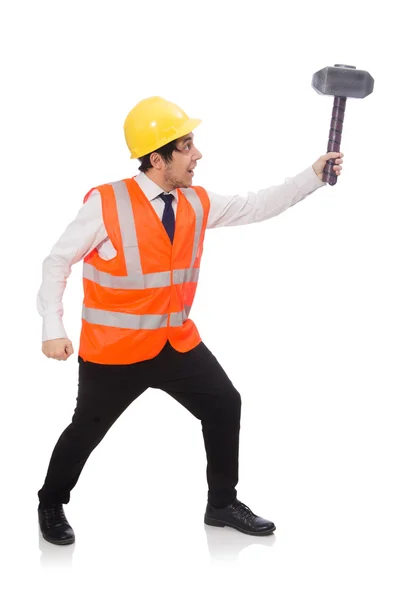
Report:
204,515,276,536
41,532,75,545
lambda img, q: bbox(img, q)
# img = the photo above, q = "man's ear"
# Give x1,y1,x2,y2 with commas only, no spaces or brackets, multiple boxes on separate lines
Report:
150,152,163,170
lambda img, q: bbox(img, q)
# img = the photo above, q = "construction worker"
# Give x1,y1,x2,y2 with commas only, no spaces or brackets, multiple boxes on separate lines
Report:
37,96,343,545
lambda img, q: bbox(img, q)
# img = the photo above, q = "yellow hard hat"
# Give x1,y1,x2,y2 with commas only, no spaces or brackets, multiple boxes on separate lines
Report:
124,96,202,159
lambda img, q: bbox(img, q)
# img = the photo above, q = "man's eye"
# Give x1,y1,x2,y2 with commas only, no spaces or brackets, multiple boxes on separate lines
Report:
185,144,191,151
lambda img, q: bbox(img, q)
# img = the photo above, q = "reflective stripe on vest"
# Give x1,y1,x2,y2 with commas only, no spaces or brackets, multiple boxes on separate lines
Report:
83,263,200,290
82,305,192,329
83,181,202,329
182,187,204,268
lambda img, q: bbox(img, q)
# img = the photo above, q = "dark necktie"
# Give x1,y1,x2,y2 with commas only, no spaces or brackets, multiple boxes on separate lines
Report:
159,192,175,243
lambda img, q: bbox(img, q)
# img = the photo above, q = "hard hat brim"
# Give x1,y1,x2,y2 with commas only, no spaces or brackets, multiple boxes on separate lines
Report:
130,118,202,159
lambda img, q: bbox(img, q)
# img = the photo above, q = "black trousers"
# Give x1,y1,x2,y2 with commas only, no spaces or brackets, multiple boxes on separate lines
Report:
38,341,241,508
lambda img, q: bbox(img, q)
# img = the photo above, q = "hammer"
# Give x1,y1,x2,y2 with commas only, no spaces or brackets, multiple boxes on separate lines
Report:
312,64,375,185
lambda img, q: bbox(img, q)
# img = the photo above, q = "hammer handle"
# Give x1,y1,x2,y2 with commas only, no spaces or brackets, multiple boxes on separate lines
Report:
323,96,346,186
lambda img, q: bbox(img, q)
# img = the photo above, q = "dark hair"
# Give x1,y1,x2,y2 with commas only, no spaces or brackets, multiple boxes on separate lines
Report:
138,139,180,173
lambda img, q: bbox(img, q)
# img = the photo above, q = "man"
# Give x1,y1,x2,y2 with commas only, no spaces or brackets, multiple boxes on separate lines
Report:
37,96,343,545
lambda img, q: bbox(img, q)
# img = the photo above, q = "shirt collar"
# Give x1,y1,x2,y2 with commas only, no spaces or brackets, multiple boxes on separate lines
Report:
134,171,177,202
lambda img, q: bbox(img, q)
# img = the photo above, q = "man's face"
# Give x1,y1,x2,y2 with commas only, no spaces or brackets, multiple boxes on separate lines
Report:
163,133,203,189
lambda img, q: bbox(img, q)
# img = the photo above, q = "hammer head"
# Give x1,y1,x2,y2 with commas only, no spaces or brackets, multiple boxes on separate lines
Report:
312,64,374,98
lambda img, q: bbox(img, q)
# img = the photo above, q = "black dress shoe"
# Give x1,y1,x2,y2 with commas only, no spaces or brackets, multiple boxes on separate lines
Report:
38,504,75,545
204,499,276,536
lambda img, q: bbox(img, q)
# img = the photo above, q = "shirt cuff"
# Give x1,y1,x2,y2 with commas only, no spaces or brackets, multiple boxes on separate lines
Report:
42,316,68,342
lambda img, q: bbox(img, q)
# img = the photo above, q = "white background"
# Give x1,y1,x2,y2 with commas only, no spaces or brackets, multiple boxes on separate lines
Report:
1,0,396,598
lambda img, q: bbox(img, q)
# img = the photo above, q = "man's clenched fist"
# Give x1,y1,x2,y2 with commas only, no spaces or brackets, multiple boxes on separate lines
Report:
42,338,74,361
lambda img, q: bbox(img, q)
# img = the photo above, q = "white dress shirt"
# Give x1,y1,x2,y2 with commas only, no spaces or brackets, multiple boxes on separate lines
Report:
37,167,325,342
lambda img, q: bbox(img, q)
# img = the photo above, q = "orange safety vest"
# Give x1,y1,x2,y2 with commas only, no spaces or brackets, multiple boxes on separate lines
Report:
78,177,210,365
